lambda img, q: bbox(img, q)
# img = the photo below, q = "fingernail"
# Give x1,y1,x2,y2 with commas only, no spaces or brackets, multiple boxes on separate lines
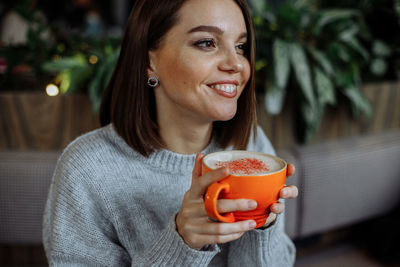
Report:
249,221,257,229
248,200,257,209
281,189,288,197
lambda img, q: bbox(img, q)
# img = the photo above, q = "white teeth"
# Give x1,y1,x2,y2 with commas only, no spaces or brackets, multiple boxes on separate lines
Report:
209,84,237,93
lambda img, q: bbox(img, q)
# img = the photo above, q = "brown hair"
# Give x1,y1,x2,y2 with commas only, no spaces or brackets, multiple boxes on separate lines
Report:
100,0,257,157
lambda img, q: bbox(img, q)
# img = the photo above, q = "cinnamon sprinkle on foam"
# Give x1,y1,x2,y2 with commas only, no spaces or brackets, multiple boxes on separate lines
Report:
215,158,270,175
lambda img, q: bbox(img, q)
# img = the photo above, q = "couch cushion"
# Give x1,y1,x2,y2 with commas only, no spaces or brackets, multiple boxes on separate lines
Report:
0,151,60,244
290,130,400,238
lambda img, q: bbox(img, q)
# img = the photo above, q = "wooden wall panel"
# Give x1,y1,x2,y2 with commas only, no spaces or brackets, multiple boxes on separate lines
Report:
0,92,99,150
258,81,400,150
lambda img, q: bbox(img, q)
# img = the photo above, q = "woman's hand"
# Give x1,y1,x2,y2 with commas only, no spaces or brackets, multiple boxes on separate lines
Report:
261,164,299,228
176,153,258,250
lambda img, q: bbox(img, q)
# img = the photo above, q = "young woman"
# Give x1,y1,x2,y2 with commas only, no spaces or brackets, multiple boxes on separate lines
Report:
43,0,299,265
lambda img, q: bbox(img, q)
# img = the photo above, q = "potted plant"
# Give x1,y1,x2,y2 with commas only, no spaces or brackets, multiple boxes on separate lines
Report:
248,0,392,142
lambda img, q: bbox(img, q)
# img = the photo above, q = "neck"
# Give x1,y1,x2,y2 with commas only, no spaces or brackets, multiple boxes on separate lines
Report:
158,120,213,155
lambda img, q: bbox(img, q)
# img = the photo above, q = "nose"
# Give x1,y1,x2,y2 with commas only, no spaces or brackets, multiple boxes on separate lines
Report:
218,50,244,73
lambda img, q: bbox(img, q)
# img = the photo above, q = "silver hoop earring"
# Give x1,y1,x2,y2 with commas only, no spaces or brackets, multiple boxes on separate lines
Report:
147,76,159,87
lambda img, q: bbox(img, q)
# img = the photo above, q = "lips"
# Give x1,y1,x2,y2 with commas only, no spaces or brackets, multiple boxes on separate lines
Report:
207,80,239,98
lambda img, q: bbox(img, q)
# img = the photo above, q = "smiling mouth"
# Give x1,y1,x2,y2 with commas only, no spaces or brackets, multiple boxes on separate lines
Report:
209,84,237,93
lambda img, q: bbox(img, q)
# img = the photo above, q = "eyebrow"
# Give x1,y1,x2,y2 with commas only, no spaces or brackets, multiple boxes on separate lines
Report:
187,25,247,39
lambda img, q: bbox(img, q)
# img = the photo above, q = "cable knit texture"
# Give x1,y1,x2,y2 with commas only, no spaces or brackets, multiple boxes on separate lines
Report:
43,124,296,266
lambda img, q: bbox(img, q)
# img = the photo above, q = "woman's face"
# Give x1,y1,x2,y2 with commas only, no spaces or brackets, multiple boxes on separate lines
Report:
149,0,251,124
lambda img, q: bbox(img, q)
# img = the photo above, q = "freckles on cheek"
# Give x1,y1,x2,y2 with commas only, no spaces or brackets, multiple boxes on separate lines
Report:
165,59,187,83
175,61,197,87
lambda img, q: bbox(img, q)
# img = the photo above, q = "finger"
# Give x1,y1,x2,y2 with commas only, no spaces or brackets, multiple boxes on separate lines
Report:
192,198,254,218
270,202,284,214
198,220,256,235
191,166,230,197
280,185,299,199
217,199,257,213
264,212,277,226
192,232,246,246
287,164,295,176
179,202,207,219
192,153,205,179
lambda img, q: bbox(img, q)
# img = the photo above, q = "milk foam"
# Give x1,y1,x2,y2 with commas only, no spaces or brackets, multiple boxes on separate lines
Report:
204,151,284,175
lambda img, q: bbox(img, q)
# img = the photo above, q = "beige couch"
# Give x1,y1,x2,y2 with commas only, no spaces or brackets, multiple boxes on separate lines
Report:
1,130,400,245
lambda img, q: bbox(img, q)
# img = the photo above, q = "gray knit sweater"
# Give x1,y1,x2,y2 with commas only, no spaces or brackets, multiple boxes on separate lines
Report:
43,124,295,266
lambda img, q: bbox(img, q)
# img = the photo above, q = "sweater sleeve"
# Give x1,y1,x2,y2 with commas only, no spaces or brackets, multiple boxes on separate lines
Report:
134,217,220,266
223,126,296,266
227,215,296,267
43,150,219,267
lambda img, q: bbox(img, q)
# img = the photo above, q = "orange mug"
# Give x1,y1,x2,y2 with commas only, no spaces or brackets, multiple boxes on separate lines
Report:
202,150,287,228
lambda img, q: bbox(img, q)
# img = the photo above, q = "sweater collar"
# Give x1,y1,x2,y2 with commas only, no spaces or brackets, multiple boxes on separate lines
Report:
105,124,220,174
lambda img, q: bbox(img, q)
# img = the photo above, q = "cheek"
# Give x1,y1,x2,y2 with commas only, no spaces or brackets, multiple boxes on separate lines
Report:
159,50,210,88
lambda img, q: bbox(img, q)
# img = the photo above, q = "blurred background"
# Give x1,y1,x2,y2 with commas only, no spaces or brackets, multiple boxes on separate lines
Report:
0,0,399,266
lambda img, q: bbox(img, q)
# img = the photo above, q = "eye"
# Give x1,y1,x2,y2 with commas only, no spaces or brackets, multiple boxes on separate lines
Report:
193,39,216,50
236,43,248,55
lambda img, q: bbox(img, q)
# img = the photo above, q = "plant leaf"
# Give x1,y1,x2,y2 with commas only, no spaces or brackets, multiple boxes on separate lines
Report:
341,86,373,118
289,43,321,142
293,0,316,9
338,24,360,41
315,9,359,34
42,54,87,72
273,39,290,89
395,0,400,25
307,46,334,75
289,43,316,106
57,70,71,94
337,45,351,62
255,59,268,72
370,58,387,76
88,49,119,112
314,67,336,105
334,70,352,88
67,66,92,93
300,101,320,142
264,81,286,115
247,0,267,13
372,40,391,57
340,35,369,60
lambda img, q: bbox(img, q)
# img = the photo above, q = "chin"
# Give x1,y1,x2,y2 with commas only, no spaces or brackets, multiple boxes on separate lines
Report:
213,109,237,121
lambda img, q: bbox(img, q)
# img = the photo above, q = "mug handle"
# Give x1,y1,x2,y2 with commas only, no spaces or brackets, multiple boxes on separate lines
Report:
204,182,235,223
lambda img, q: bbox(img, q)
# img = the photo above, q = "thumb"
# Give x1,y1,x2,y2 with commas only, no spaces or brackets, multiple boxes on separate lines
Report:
192,153,205,179
190,153,230,198
287,164,295,177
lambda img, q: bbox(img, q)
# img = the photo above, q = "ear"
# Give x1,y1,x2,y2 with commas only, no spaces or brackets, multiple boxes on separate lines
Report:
147,50,158,77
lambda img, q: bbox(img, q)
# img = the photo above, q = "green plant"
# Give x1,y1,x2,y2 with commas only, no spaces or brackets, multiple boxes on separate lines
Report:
248,0,385,142
42,37,120,112
319,0,400,80
0,1,121,113
0,0,57,90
